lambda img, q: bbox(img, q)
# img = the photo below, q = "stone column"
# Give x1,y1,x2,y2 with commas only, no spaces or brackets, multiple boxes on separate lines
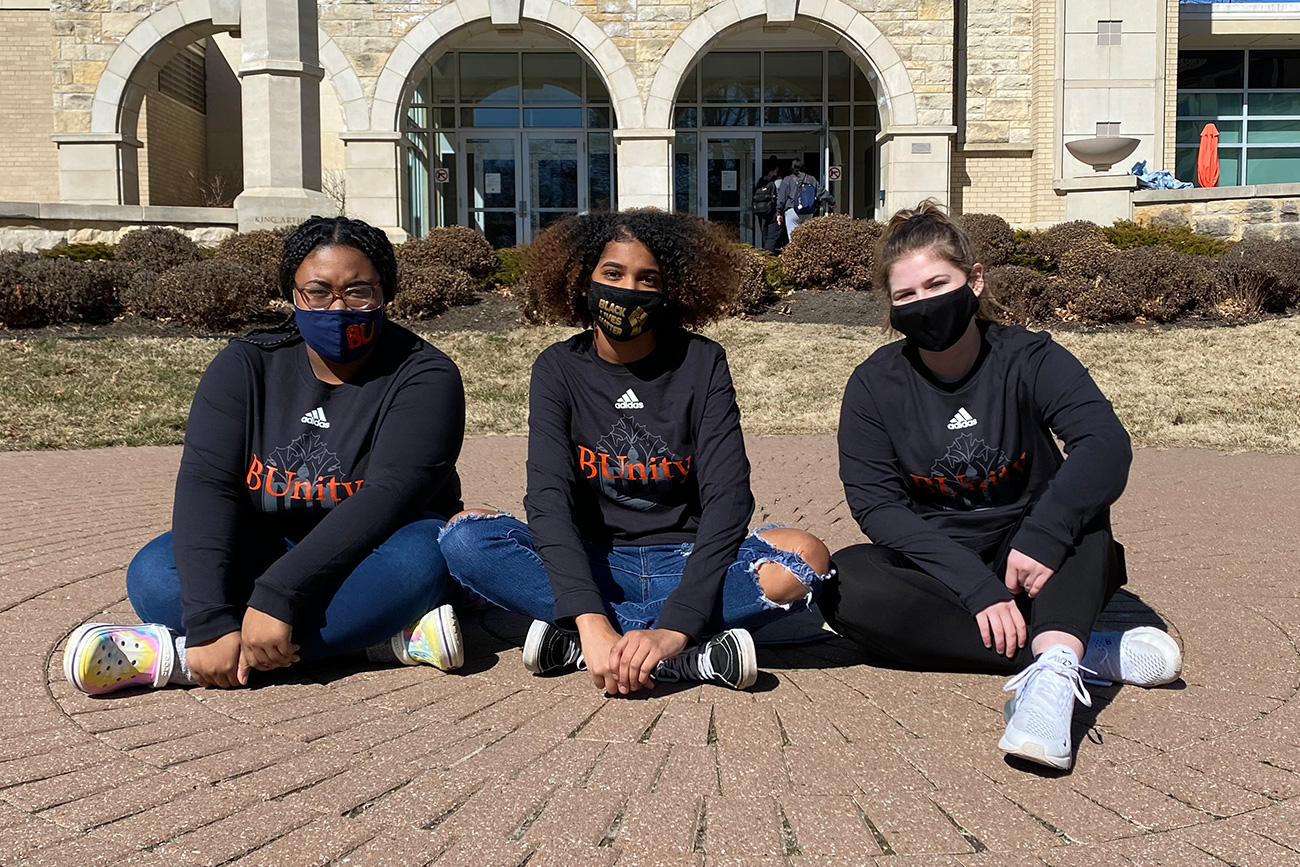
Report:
341,131,409,243
614,129,674,211
233,0,335,231
877,126,956,217
52,134,142,206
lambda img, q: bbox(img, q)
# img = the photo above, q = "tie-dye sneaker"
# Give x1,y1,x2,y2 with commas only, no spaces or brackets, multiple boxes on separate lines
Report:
391,604,463,671
63,622,175,696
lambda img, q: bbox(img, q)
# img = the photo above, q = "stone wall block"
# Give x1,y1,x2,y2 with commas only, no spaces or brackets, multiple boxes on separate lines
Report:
1242,223,1279,241
1193,216,1232,237
1150,207,1188,228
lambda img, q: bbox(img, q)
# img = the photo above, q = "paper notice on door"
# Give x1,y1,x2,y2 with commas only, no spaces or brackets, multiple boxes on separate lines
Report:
485,173,501,194
721,170,737,191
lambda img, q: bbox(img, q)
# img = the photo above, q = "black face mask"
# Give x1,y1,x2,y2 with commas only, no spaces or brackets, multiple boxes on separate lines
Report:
889,284,981,352
587,281,666,341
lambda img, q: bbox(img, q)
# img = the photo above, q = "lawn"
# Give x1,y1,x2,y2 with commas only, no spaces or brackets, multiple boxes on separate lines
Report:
2,317,1297,452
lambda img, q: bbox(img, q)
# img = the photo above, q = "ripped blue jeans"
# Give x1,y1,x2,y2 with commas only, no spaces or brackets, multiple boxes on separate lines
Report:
438,514,822,636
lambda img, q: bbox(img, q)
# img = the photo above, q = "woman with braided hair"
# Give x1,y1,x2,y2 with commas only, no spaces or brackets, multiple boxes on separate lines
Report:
439,210,831,694
64,215,468,695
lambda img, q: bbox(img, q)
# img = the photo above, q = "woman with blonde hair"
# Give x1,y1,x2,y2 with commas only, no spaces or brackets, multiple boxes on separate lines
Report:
822,201,1182,770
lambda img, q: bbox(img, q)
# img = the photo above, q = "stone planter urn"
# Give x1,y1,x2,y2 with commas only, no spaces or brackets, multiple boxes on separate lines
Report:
1065,136,1141,172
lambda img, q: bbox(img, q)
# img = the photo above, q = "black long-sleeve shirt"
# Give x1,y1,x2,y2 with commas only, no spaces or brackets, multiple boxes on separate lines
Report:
524,329,755,640
172,323,464,645
838,321,1131,615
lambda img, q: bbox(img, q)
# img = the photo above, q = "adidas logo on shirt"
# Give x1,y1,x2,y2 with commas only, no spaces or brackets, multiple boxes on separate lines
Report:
614,389,644,410
947,407,977,430
301,407,331,429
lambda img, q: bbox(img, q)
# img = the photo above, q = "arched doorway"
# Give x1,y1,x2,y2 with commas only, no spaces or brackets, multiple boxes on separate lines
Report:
401,35,618,246
671,40,880,244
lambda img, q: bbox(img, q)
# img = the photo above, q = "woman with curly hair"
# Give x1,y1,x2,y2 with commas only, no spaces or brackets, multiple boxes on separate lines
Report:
64,215,467,696
440,210,830,693
822,201,1182,769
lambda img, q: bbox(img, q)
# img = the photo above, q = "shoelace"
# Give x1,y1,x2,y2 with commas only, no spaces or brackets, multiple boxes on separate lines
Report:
1003,653,1095,710
656,644,716,682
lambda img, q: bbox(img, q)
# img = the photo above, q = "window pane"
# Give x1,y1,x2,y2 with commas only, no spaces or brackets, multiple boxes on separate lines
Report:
587,67,610,103
764,52,823,102
407,105,429,129
1249,50,1300,89
1176,119,1242,144
1246,146,1300,184
852,63,872,102
702,106,761,126
434,132,457,228
829,105,851,125
1174,146,1197,185
674,106,697,128
675,132,698,213
460,53,519,104
1247,119,1300,144
461,107,520,127
434,108,457,129
406,131,429,237
764,106,823,125
676,65,698,103
855,104,879,127
702,53,760,103
523,53,582,104
589,132,613,211
588,106,612,129
827,51,851,102
430,54,455,105
1177,50,1244,89
853,130,876,219
1177,92,1244,117
1219,148,1243,185
523,107,582,127
1249,91,1300,116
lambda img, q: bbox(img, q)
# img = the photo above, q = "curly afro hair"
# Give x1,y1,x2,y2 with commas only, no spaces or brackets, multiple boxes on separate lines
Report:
521,209,742,328
278,215,398,304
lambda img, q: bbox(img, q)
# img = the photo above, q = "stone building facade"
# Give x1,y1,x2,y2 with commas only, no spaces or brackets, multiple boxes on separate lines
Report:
2,0,1300,245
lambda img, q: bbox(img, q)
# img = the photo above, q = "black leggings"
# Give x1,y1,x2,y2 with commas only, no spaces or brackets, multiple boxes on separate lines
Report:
821,516,1126,675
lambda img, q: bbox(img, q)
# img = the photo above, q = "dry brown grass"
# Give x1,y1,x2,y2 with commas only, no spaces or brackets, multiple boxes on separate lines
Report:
2,318,1297,452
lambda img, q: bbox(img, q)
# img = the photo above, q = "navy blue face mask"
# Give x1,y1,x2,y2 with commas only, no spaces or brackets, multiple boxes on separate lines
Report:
294,306,384,363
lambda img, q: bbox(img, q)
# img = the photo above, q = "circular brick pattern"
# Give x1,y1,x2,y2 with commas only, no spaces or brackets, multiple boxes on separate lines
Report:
6,441,1300,865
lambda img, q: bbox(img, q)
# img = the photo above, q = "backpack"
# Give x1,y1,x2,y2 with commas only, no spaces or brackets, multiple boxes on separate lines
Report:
794,174,818,215
751,178,777,220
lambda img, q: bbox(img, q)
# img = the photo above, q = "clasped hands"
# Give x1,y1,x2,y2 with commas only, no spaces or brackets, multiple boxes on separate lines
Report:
575,613,688,696
184,607,299,689
975,548,1054,659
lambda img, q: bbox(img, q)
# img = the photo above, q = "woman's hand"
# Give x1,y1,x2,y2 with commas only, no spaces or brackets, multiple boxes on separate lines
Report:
609,628,690,695
976,599,1026,658
238,607,300,683
575,613,622,694
1005,549,1056,598
186,631,244,688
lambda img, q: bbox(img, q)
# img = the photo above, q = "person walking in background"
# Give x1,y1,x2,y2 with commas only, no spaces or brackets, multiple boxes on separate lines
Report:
752,157,784,252
439,209,832,695
64,216,468,696
821,201,1183,771
776,158,825,242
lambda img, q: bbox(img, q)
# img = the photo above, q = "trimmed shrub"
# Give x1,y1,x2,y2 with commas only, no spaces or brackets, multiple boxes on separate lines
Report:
116,227,202,273
0,254,119,327
780,215,883,292
1094,247,1215,323
956,213,1014,267
986,264,1058,323
1104,220,1235,257
1212,239,1300,317
389,262,477,320
731,245,782,314
213,229,286,298
487,245,530,290
1024,220,1118,279
398,226,496,283
128,260,270,330
40,243,116,261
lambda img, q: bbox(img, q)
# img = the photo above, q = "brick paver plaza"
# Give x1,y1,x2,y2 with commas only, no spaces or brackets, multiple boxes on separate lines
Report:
3,438,1299,866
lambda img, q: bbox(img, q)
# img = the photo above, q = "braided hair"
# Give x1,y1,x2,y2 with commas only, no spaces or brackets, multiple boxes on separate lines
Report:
242,215,400,346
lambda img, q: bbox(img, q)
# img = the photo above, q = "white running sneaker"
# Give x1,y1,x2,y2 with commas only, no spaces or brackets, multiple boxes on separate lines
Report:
391,604,463,671
654,628,758,690
1082,627,1182,687
998,645,1093,770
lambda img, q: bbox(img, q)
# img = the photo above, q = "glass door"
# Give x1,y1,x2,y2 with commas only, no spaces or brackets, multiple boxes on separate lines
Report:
462,136,522,248
703,134,759,244
525,133,583,239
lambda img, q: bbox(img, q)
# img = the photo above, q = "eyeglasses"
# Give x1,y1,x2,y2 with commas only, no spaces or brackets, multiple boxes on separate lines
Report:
294,284,383,311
